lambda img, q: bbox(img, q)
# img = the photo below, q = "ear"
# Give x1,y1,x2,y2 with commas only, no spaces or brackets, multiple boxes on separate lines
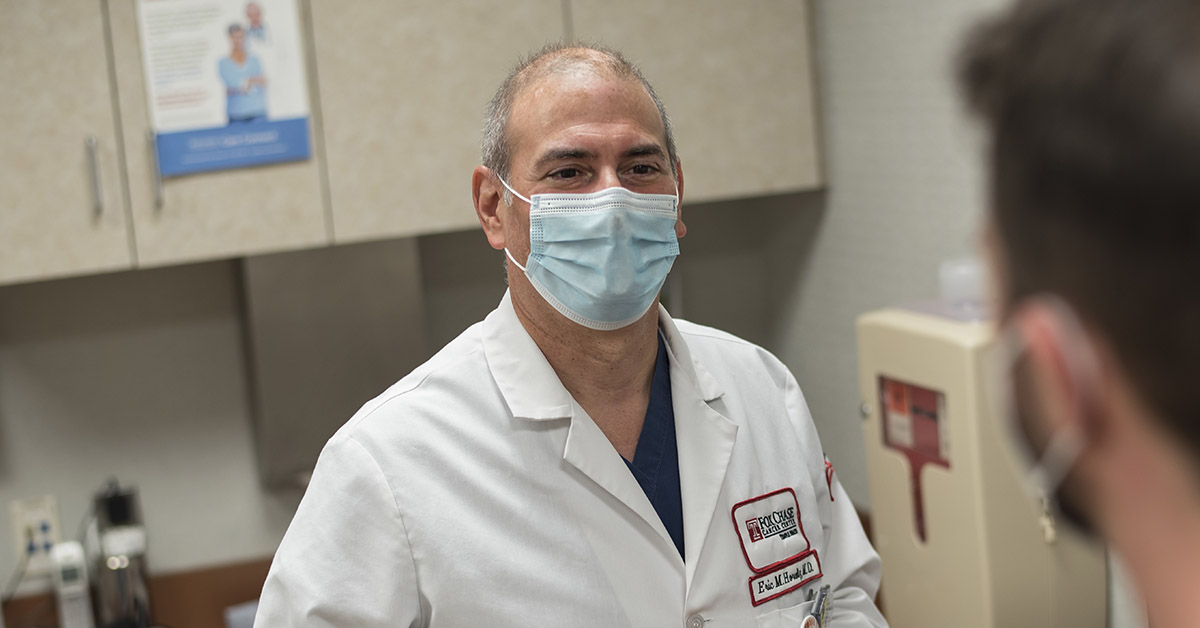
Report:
1015,300,1102,438
473,166,506,251
673,159,687,239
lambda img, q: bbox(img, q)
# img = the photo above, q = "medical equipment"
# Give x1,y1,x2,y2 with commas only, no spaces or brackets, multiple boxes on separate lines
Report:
93,482,150,628
856,298,1107,627
805,584,831,627
51,541,95,628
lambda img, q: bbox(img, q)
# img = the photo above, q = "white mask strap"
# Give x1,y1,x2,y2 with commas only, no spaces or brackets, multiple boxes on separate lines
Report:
497,176,531,272
1028,425,1086,495
504,247,527,273
1015,295,1097,496
496,176,532,206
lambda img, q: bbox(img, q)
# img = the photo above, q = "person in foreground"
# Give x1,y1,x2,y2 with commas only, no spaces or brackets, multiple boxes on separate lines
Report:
959,1,1200,626
254,43,886,627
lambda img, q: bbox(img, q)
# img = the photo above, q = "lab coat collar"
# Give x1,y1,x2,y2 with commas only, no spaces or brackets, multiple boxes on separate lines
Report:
482,293,725,421
656,305,725,404
481,291,575,420
484,293,737,592
658,305,738,592
483,293,684,561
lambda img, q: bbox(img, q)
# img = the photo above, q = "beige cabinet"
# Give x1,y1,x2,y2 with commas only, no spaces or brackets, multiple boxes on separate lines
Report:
310,0,565,244
106,0,330,268
0,3,133,285
2,1,822,288
570,0,823,202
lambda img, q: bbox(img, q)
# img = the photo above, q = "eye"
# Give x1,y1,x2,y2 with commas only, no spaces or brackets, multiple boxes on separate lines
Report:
630,164,658,176
548,168,582,180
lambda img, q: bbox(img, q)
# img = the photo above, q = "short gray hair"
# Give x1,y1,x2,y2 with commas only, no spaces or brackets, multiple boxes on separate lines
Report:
481,42,678,189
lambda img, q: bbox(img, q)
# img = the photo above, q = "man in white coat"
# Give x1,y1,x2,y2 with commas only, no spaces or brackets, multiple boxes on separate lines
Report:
255,43,887,627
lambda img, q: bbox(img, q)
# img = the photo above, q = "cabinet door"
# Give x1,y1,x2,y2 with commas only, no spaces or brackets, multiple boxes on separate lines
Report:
311,0,564,244
571,0,823,202
106,0,330,268
0,2,132,285
243,239,428,488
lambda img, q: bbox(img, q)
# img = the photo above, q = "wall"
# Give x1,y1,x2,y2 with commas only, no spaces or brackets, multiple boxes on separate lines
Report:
770,0,999,509
0,263,301,587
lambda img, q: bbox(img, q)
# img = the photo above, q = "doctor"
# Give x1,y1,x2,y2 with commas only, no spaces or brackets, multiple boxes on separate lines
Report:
255,43,886,627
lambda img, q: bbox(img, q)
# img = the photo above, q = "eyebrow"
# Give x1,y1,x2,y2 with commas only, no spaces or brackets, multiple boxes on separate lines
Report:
532,144,667,171
534,148,595,171
624,144,666,159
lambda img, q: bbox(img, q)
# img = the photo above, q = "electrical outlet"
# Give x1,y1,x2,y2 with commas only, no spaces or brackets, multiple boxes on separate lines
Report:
10,495,61,578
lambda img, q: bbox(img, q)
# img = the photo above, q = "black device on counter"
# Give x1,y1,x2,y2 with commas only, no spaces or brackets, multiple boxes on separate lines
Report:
93,480,151,628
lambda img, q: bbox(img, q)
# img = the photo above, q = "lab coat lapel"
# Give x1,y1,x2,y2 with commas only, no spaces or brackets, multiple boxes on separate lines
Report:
482,291,573,420
659,308,738,594
562,404,679,556
484,292,679,556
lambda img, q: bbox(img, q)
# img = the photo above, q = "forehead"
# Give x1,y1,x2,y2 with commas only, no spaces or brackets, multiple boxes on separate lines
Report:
506,68,667,169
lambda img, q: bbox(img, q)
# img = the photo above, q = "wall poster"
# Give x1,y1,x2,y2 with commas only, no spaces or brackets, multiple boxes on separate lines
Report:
137,0,310,177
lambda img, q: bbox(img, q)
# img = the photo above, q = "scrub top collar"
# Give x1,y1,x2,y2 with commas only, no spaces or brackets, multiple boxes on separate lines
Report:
481,290,724,423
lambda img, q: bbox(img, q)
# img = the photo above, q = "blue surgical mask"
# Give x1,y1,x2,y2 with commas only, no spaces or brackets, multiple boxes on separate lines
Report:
498,177,680,331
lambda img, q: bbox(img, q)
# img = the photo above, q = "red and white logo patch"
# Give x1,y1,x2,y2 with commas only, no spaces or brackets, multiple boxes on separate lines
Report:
731,488,812,574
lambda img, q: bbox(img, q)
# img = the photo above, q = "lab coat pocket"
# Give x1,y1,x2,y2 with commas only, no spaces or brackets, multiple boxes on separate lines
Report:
755,599,815,627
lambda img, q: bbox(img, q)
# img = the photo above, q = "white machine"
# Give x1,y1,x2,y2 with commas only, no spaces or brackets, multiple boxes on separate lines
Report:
857,299,1107,628
51,540,95,628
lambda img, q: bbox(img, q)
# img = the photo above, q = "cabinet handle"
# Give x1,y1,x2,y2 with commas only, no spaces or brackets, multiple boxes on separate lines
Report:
86,136,103,216
147,130,164,209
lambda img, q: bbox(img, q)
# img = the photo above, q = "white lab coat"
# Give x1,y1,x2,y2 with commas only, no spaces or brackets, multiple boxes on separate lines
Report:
255,292,887,627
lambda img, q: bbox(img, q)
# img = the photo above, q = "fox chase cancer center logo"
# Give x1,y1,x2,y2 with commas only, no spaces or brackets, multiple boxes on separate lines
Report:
744,505,799,543
731,487,812,573
732,488,824,606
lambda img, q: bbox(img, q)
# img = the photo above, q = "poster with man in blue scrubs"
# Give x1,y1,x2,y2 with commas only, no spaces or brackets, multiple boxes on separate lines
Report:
137,0,310,177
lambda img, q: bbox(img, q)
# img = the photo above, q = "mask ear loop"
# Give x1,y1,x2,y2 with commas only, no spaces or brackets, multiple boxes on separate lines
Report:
495,174,532,272
1028,294,1102,490
496,175,532,206
1028,426,1087,500
997,323,1055,542
504,248,527,273
1004,294,1101,542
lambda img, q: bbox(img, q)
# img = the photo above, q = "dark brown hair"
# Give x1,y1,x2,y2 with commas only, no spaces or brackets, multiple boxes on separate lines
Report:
959,0,1200,448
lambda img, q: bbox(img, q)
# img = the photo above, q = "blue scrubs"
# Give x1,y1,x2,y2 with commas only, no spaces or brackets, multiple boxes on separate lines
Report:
218,54,267,122
624,333,685,559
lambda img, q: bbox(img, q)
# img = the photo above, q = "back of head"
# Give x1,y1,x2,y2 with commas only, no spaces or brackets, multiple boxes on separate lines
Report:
958,0,1200,454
